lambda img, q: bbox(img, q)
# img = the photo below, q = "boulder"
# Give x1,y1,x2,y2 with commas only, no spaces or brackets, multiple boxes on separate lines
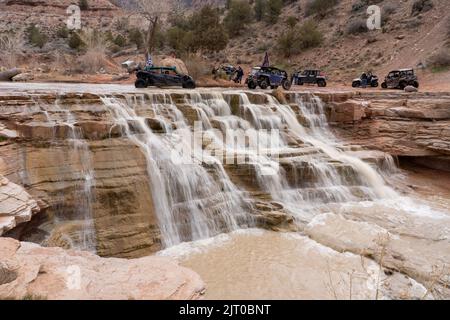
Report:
0,175,40,236
404,85,418,93
12,73,34,82
159,57,189,75
0,238,205,300
0,68,22,81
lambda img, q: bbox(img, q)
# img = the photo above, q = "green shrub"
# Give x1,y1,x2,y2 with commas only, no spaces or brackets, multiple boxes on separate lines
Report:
411,0,433,16
265,0,283,24
79,0,89,11
254,0,267,21
56,26,69,39
346,19,368,34
278,20,323,57
128,28,144,49
113,34,126,47
286,16,298,29
297,20,323,49
166,5,229,53
224,0,253,37
26,25,47,48
68,32,84,50
305,0,339,17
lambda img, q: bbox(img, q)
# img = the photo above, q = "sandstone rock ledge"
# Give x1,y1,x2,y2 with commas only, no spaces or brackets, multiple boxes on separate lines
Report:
0,176,40,236
0,238,205,300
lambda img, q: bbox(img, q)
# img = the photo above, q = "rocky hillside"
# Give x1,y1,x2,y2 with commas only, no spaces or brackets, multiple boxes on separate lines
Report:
220,0,450,87
0,0,448,89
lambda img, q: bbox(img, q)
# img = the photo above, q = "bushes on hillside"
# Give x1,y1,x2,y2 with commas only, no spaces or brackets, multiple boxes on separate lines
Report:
254,0,266,21
166,6,229,53
26,25,48,48
305,0,339,18
79,0,89,11
265,0,283,24
411,0,433,16
68,32,84,50
128,28,144,49
278,20,323,57
56,26,70,39
428,50,450,70
224,0,253,36
346,19,368,34
253,0,285,24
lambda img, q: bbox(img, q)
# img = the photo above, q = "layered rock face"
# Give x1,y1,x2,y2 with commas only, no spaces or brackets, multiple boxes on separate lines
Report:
0,93,161,258
302,92,450,171
0,237,205,300
0,175,40,235
0,90,395,258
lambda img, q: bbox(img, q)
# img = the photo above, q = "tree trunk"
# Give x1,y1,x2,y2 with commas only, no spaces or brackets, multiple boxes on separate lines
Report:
0,68,22,81
144,17,159,61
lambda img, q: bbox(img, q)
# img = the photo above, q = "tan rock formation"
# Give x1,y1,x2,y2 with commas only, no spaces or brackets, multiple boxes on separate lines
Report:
0,175,40,236
0,237,205,300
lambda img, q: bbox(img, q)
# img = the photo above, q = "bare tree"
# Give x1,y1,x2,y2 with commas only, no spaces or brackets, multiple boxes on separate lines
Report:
133,0,181,60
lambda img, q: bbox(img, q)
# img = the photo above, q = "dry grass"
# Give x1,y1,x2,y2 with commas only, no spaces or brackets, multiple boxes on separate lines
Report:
183,54,211,79
77,29,110,74
0,32,25,68
428,49,450,71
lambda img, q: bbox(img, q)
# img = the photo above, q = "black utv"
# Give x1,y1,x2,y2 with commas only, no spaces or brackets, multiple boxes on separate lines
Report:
292,70,327,87
381,69,419,89
135,66,196,89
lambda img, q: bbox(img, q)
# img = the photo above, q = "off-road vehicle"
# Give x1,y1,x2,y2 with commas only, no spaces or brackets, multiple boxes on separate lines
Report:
352,72,379,88
381,69,419,90
135,66,196,89
245,67,292,90
292,70,327,87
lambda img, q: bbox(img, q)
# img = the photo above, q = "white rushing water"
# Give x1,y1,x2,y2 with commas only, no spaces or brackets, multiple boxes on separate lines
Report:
33,96,97,252
97,90,406,247
101,94,252,247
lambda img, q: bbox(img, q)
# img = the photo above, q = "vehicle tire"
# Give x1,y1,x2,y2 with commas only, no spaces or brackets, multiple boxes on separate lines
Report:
381,82,388,89
412,81,419,88
317,80,327,87
282,79,292,91
371,81,379,88
182,80,196,89
352,81,360,88
248,81,257,90
399,81,407,90
135,79,147,88
259,79,269,90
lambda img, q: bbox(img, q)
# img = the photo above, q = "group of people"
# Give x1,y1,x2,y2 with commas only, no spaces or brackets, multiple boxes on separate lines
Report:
212,65,245,84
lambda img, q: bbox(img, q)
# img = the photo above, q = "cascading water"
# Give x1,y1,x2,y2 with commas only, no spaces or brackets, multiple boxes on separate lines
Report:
34,97,97,252
101,94,252,248
98,90,406,246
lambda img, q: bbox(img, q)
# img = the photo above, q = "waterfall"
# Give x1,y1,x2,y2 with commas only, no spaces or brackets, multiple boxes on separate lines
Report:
96,90,401,248
35,97,97,252
101,94,252,248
